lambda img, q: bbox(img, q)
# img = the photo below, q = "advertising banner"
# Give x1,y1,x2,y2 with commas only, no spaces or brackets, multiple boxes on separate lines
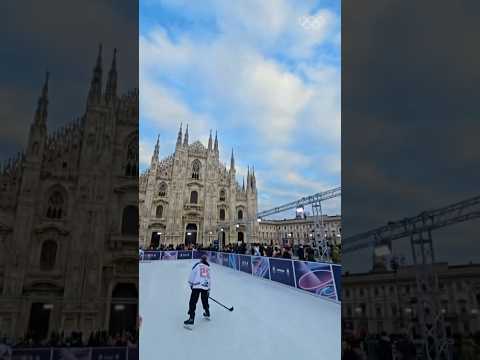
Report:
12,348,51,360
269,258,295,287
143,251,161,260
293,261,337,300
252,256,270,279
161,251,178,260
91,347,127,360
177,250,193,259
193,250,205,259
208,251,218,264
53,348,91,360
331,264,342,301
220,252,229,267
239,255,252,274
227,253,239,270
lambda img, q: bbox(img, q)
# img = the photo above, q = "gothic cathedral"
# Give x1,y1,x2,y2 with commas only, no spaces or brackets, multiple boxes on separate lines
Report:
0,46,138,340
139,125,259,249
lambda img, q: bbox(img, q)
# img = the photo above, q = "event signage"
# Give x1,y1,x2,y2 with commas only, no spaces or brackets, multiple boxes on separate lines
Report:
141,250,340,302
269,258,295,287
239,255,252,274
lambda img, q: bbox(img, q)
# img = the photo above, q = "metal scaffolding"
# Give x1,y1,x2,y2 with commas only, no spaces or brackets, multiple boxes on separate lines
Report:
343,194,480,360
256,186,341,260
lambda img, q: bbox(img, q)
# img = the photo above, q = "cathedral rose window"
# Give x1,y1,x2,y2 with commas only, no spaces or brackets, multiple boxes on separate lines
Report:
191,159,201,180
46,191,65,219
158,182,167,197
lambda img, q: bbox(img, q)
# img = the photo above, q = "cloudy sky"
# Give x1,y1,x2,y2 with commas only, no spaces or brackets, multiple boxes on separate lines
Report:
139,0,341,216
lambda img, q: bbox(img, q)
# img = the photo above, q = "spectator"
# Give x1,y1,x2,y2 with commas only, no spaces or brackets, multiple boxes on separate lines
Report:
298,245,305,260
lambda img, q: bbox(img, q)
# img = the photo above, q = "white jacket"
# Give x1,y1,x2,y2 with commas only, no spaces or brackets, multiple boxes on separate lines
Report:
188,262,211,290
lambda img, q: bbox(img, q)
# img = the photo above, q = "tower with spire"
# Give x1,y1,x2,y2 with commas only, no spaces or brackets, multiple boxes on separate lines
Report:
0,44,140,340
140,125,258,248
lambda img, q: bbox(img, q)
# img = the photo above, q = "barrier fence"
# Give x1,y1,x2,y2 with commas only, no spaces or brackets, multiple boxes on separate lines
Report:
3,346,138,360
141,250,342,303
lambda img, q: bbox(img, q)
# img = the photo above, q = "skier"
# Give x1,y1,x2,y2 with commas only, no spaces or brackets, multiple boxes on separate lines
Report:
184,254,211,327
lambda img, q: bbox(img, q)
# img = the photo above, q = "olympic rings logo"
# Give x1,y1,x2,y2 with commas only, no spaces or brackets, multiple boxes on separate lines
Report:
298,15,327,30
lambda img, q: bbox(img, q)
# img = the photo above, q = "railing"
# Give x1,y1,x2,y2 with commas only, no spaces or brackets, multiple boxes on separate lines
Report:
3,346,138,360
140,250,342,303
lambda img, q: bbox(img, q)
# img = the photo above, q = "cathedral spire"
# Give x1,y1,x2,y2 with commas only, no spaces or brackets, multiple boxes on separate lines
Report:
34,71,49,126
105,48,117,104
176,123,183,148
230,148,235,171
214,130,218,153
208,130,212,151
242,176,245,191
87,44,103,108
183,124,189,146
151,134,160,165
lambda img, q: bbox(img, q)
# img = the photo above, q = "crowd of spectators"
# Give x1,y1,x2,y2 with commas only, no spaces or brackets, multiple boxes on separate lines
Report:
141,241,333,262
342,328,480,360
1,330,138,349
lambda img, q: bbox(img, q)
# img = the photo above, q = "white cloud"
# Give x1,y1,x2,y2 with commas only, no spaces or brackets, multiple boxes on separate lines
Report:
140,0,341,215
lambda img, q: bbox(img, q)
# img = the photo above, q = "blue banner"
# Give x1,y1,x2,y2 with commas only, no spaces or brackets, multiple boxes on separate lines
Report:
252,256,270,279
143,251,161,260
332,264,342,301
239,255,252,274
53,347,91,360
161,251,178,260
293,261,337,300
228,253,239,270
220,252,229,267
91,347,126,360
209,251,218,264
12,348,51,360
177,250,193,259
269,258,295,287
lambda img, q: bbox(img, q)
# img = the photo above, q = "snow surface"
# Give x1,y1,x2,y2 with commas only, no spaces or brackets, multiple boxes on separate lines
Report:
140,260,341,360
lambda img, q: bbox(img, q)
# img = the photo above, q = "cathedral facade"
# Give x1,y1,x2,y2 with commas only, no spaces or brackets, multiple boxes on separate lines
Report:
0,46,138,341
139,126,259,249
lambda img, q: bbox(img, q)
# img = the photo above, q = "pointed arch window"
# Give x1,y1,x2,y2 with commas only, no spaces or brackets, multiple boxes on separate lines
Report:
40,240,57,270
156,205,163,218
158,182,167,197
190,190,198,204
219,208,225,221
121,205,139,235
219,189,226,202
125,138,138,177
238,209,243,220
46,191,65,219
192,159,201,180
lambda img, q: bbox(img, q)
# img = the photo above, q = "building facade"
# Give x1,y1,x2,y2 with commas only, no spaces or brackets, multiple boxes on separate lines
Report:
258,215,341,247
139,127,258,248
0,47,139,341
342,263,480,337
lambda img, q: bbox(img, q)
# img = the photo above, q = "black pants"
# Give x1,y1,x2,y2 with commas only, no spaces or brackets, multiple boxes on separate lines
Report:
188,288,209,318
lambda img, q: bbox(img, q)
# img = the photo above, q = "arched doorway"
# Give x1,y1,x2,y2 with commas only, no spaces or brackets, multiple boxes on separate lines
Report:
27,302,51,342
220,231,226,248
109,283,138,335
185,224,197,245
238,232,244,243
150,232,160,248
